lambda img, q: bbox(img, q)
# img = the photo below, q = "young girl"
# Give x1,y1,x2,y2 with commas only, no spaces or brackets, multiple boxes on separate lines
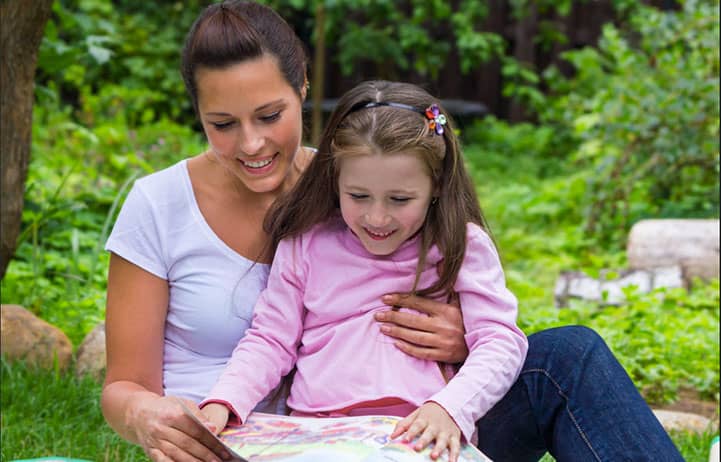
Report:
201,80,528,462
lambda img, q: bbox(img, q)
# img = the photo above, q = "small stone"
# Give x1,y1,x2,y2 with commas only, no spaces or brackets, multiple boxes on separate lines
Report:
652,409,714,434
75,322,106,381
0,304,72,371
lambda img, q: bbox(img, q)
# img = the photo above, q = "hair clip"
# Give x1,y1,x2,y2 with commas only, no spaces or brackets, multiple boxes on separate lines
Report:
425,104,446,135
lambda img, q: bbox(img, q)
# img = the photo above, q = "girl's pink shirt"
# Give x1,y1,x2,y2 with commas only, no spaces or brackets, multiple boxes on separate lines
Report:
202,217,527,442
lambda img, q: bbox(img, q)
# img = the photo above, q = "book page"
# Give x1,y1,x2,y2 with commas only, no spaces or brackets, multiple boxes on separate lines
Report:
219,412,493,462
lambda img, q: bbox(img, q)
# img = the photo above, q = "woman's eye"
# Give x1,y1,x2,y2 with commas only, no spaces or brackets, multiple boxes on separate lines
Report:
211,121,235,130
260,111,281,123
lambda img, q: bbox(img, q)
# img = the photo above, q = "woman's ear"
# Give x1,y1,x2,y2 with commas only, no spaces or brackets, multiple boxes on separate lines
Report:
301,76,309,102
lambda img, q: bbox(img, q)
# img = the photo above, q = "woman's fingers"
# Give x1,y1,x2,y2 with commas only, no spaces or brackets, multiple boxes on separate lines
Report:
375,295,468,364
142,398,232,462
382,293,449,315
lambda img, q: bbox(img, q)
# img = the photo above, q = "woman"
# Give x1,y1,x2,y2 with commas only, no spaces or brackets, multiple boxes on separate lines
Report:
101,2,683,461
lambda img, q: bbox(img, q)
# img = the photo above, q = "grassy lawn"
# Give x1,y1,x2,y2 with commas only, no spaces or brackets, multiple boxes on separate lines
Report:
1,359,715,461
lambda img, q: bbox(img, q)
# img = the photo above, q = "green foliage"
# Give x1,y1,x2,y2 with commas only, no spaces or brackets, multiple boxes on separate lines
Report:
38,0,203,125
463,117,719,404
0,82,205,345
541,0,720,242
521,281,720,404
1,359,145,460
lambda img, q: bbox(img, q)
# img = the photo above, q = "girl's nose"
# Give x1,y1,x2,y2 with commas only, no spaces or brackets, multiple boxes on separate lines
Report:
364,205,391,228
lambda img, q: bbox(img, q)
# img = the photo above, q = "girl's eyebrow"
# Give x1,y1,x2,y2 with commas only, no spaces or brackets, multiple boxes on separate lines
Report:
204,99,286,117
342,184,418,195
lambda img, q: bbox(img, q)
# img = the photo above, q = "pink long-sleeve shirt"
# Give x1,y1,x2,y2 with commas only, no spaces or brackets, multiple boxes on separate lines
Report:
203,217,527,441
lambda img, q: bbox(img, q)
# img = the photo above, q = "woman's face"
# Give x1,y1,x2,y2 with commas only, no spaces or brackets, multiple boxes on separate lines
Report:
196,54,305,195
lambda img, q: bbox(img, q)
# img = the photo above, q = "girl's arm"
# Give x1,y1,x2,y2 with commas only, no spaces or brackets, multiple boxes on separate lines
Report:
102,254,232,461
375,293,468,364
425,224,528,442
201,238,306,424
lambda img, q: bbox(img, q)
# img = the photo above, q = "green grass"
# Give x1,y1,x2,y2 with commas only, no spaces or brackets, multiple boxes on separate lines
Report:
1,359,145,461
1,360,715,461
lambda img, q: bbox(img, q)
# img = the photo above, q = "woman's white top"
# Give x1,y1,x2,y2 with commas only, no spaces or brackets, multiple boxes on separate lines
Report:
105,159,282,411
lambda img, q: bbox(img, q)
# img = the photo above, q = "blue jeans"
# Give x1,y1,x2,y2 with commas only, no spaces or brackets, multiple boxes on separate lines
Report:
476,326,684,461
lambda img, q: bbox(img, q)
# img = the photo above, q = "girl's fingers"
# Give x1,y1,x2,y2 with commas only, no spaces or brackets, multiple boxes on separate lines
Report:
413,425,437,451
430,432,449,460
402,417,428,444
449,436,461,462
390,415,413,439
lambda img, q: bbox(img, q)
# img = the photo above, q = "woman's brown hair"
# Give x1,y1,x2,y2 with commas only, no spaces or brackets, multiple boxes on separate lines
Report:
265,80,489,299
180,1,307,115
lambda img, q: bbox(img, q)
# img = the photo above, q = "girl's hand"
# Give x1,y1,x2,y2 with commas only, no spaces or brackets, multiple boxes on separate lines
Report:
131,394,233,462
375,293,468,364
391,402,462,462
200,403,230,436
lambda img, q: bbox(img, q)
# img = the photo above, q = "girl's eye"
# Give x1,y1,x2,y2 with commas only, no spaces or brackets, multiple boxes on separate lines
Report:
390,197,411,203
260,111,281,123
210,121,235,131
348,193,368,200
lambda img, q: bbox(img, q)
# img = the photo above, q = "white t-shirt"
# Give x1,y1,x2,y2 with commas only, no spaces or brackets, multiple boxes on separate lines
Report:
105,159,282,411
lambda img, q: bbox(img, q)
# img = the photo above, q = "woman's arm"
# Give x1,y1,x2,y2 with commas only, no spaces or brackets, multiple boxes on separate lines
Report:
374,292,468,364
102,254,232,461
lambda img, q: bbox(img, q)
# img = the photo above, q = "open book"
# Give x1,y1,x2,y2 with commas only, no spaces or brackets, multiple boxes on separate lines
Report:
217,412,493,462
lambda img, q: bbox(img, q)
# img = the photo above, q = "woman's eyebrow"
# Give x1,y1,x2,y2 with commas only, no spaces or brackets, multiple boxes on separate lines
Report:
204,100,286,117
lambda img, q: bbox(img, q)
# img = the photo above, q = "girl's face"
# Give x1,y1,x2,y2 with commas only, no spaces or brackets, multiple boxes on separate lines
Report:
196,55,305,195
338,152,434,256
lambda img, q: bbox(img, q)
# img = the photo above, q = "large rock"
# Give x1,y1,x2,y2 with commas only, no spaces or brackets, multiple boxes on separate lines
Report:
554,266,684,307
627,219,720,285
1,304,72,371
75,322,106,381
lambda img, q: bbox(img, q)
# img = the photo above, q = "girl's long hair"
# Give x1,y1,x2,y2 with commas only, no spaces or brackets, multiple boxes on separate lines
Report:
264,80,488,299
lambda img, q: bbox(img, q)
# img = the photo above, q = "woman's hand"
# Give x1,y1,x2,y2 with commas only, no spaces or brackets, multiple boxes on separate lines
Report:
391,402,462,462
130,394,233,462
200,403,231,436
375,293,468,364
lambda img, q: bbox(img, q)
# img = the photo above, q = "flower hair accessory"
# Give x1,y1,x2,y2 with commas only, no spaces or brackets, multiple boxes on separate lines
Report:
425,104,447,135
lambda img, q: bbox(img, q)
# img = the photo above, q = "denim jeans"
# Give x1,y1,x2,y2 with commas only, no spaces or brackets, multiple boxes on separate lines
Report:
476,325,684,461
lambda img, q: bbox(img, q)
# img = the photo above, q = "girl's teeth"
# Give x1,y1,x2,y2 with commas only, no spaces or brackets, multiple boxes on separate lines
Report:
243,158,272,168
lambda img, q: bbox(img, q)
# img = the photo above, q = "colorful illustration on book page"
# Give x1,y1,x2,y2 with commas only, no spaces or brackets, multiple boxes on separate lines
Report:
219,412,492,462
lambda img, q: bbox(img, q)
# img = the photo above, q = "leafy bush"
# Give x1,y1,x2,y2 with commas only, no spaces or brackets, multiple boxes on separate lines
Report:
541,0,720,242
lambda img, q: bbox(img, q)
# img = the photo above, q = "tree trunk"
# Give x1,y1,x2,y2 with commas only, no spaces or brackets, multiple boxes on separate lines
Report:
0,0,54,280
509,2,537,123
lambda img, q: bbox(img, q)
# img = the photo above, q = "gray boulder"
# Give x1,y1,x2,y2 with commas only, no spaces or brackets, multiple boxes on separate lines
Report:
627,219,719,285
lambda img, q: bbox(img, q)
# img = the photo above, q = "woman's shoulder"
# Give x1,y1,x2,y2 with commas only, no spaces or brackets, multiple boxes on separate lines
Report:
134,158,189,194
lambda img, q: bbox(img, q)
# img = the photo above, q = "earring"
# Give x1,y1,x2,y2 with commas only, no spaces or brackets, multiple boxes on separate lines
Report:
431,197,438,205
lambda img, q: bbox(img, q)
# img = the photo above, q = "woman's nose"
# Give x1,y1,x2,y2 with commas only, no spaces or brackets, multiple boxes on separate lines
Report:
237,125,265,156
